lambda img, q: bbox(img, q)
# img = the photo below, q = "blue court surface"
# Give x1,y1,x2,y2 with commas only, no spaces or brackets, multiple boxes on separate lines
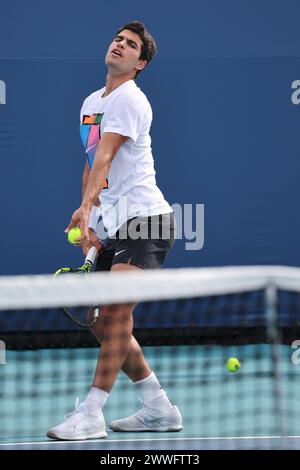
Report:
0,345,299,450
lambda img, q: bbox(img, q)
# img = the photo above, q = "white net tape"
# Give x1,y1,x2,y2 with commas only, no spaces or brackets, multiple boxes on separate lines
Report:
1,265,300,309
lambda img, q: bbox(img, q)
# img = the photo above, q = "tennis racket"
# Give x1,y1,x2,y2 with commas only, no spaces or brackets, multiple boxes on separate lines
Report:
54,246,99,328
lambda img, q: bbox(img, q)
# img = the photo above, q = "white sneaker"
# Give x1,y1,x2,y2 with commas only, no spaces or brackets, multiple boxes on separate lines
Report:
47,399,107,440
109,403,183,432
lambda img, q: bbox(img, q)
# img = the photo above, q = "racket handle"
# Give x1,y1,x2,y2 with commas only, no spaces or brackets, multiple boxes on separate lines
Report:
85,246,98,267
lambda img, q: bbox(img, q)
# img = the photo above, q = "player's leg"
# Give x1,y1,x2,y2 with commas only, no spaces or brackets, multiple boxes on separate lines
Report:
86,246,152,381
90,312,152,381
87,243,152,381
121,335,151,381
90,262,141,392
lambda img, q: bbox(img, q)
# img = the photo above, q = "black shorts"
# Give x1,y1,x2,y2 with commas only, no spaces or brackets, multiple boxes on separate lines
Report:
95,213,175,271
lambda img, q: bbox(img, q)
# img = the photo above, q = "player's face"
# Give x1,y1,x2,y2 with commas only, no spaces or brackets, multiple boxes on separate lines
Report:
105,29,147,76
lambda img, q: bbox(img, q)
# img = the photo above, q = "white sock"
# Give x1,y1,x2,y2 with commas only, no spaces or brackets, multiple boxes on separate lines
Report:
84,387,109,413
134,372,173,412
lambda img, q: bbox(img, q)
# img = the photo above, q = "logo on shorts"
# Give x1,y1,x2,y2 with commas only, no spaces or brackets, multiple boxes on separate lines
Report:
115,250,126,256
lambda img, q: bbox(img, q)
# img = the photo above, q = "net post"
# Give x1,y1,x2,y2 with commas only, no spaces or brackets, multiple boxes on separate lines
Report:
265,282,287,446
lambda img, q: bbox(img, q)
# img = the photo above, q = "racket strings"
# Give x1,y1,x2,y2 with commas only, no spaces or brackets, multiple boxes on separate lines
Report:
54,266,99,328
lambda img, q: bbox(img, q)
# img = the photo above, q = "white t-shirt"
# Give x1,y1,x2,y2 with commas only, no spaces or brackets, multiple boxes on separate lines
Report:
80,80,172,237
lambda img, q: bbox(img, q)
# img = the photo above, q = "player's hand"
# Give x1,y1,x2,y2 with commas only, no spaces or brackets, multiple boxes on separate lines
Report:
82,229,103,256
65,205,90,242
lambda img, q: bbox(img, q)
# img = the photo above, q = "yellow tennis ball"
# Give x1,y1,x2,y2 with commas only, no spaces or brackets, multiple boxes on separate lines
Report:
226,357,241,373
67,227,81,245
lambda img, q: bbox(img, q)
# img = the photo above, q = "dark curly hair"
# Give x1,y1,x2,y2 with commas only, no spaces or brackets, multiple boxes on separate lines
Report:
116,21,157,76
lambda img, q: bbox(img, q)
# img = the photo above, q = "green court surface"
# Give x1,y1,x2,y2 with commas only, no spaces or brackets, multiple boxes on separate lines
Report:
0,345,299,450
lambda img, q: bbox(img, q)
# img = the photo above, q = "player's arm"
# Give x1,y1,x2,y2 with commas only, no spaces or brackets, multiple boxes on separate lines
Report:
82,160,90,200
82,161,100,206
82,132,128,209
81,160,102,254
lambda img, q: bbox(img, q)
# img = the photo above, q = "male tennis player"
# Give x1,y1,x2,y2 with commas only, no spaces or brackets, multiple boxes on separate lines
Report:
47,21,182,440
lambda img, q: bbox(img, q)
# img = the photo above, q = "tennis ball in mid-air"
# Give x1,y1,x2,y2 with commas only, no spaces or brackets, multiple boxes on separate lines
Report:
67,227,82,245
226,357,241,373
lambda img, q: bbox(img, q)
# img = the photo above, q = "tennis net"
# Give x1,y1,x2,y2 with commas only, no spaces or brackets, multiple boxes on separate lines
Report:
0,266,299,450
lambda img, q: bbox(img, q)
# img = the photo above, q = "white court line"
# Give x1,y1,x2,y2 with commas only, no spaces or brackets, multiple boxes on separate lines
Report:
1,435,300,447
